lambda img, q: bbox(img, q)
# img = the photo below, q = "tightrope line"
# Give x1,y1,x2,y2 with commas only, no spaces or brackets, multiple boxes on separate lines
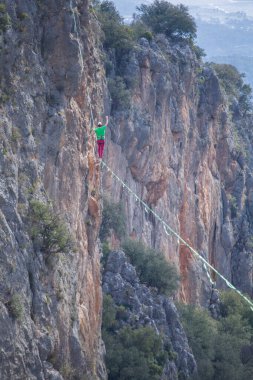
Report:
101,160,253,310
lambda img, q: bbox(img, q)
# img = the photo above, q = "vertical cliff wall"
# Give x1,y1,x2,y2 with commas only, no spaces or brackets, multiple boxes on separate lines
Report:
0,0,106,378
103,35,253,305
0,0,252,378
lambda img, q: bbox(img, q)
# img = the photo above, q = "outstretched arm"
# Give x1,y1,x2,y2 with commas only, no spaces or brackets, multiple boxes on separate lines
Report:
105,116,109,126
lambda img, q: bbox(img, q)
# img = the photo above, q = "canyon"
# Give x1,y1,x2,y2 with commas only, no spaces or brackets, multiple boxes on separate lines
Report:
0,0,252,379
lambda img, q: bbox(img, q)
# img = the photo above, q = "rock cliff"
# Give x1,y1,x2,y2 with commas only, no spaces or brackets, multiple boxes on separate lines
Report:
0,0,106,378
103,35,253,305
0,0,253,378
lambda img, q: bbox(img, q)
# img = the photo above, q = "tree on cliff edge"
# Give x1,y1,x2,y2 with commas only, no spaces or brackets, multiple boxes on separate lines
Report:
137,0,197,40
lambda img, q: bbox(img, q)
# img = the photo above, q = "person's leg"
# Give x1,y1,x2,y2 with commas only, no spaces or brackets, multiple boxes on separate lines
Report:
97,140,100,157
98,140,103,158
100,140,105,158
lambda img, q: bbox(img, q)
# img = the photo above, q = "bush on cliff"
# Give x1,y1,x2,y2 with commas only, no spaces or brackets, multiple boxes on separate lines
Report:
137,0,197,40
8,293,24,320
211,63,252,114
122,239,179,295
96,1,134,63
179,291,253,380
108,76,131,111
29,200,74,256
0,3,11,33
102,294,167,380
100,198,126,242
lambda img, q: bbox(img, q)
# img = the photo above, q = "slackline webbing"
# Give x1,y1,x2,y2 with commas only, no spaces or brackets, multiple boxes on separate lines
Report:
101,160,253,311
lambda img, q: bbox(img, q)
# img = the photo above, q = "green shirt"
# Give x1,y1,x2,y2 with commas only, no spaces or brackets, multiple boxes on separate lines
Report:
95,125,107,140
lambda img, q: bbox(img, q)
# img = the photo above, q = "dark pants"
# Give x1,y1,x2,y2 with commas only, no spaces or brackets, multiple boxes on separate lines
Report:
97,139,105,158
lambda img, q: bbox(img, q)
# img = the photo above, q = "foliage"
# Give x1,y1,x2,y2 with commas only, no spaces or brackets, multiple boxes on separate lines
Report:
11,127,21,143
211,63,252,114
137,0,197,40
227,194,237,218
102,295,167,380
131,18,153,41
29,200,74,257
100,198,126,241
179,291,253,380
17,12,29,21
122,239,179,295
102,294,117,331
101,241,110,262
108,76,131,111
0,3,11,32
8,293,24,320
212,63,245,97
191,43,206,59
59,364,76,379
0,92,10,104
179,304,217,380
239,83,252,115
96,1,134,63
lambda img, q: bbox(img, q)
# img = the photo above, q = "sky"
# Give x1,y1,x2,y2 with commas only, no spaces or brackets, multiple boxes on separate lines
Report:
113,0,253,17
169,0,252,4
169,0,253,15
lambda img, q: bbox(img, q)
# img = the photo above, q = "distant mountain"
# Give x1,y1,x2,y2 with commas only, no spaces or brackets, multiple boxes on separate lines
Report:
193,7,253,87
112,0,253,18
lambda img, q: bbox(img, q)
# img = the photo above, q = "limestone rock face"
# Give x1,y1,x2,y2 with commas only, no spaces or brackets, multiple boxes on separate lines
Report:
103,35,253,304
0,0,106,378
103,251,197,380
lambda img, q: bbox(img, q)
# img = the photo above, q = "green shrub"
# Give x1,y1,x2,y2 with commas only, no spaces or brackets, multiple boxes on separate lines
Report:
137,1,197,40
108,76,131,111
101,241,111,267
100,198,126,241
0,3,11,32
179,304,217,380
8,293,24,320
11,127,21,143
179,291,253,380
59,364,76,379
141,31,153,42
0,92,10,104
96,1,134,63
102,294,117,331
29,200,74,257
212,63,244,97
131,19,153,41
239,83,252,115
191,44,206,59
102,295,166,380
122,239,179,295
227,194,238,218
211,63,252,115
17,12,29,21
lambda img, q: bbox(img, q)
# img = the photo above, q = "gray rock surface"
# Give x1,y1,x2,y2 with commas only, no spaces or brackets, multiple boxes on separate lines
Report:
0,0,106,378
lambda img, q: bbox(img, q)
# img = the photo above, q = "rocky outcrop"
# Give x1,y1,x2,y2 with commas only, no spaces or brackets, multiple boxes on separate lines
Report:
0,0,106,378
103,250,197,380
103,35,253,304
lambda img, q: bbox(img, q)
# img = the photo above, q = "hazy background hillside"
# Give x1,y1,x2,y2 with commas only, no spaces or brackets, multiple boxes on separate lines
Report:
113,0,253,87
